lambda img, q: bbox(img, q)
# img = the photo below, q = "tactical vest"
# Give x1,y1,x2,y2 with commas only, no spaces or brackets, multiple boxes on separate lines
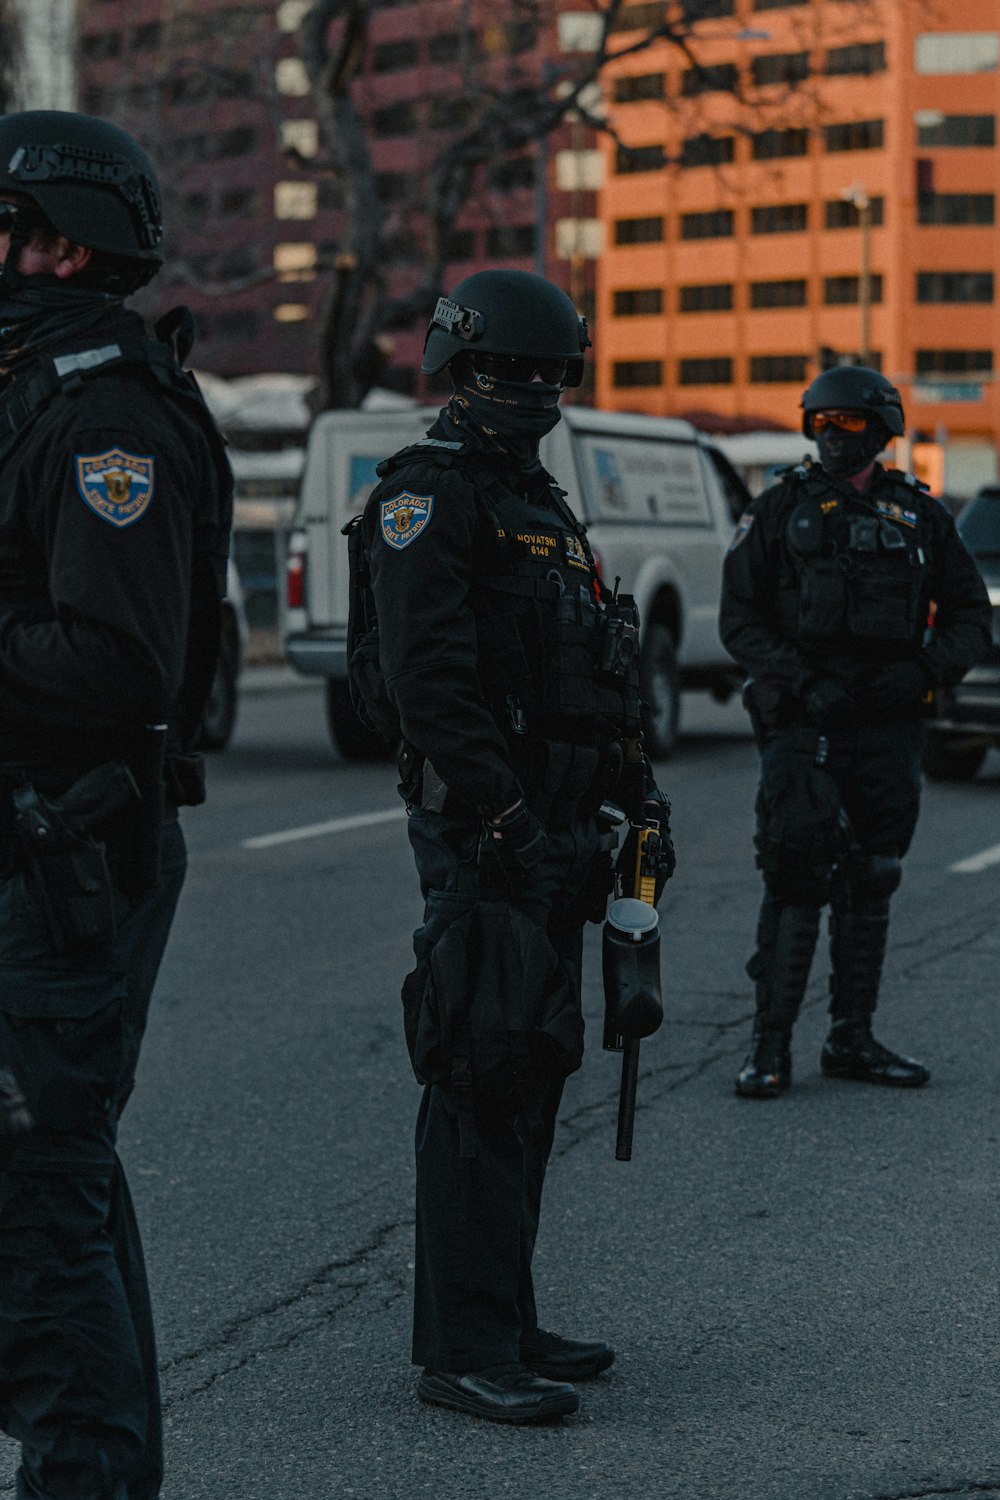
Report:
782,466,929,654
0,309,234,748
364,440,643,745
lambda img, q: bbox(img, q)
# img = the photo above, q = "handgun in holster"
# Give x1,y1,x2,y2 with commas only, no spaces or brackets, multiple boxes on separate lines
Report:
12,761,141,956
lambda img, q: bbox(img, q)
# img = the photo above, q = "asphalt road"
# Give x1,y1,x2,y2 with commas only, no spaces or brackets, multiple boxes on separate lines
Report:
3,679,1000,1500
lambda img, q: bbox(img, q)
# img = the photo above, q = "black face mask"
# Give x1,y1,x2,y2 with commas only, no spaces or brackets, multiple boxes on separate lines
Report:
814,421,886,477
0,276,121,377
447,363,563,465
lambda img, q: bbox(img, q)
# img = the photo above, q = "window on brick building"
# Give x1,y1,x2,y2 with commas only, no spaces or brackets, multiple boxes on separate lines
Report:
824,274,883,303
915,349,993,375
429,98,475,130
751,279,807,308
681,134,735,167
372,38,419,71
610,3,669,28
752,203,808,233
916,113,995,146
613,360,664,387
752,128,808,159
916,271,994,303
752,52,809,87
81,29,122,58
614,216,665,244
749,355,810,382
376,172,410,202
826,41,885,74
614,73,666,103
681,62,738,96
429,33,461,63
680,209,734,239
613,288,664,315
212,311,262,338
372,101,418,136
679,358,733,384
825,195,884,227
486,225,535,256
488,156,535,191
824,119,884,151
616,144,667,173
680,0,735,16
917,193,994,224
679,284,733,312
446,229,476,259
221,188,259,217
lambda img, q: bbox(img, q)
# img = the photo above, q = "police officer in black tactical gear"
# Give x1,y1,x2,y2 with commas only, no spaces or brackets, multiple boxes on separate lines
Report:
720,364,990,1100
0,112,232,1498
359,269,674,1424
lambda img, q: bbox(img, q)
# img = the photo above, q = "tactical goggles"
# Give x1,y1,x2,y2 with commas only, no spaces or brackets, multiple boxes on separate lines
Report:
473,352,571,385
810,410,870,434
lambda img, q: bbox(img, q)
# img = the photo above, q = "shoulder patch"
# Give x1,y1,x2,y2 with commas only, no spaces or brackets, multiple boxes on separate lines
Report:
75,448,155,527
380,490,434,551
728,511,755,552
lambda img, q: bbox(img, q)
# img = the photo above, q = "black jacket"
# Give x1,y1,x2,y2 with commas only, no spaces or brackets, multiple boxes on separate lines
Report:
0,306,232,766
719,460,991,706
363,422,638,817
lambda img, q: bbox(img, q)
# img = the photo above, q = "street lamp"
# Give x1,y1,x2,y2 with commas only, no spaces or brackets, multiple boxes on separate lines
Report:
840,181,872,365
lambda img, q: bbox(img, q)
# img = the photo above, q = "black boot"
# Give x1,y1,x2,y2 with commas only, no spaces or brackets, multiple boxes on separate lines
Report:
735,897,820,1099
823,895,930,1088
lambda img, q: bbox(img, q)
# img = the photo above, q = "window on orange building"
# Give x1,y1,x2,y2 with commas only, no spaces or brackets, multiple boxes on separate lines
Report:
752,203,808,233
681,0,735,17
679,358,733,384
610,3,670,30
752,0,806,10
615,144,667,173
826,42,886,75
916,271,994,303
916,114,995,147
825,196,884,228
681,134,735,167
751,279,808,308
915,350,993,375
752,51,810,87
917,193,994,225
679,284,733,312
681,62,738,96
614,73,666,103
749,355,809,382
824,119,884,152
615,216,665,244
613,289,665,315
613,360,664,387
824,274,883,304
751,128,808,160
680,209,734,239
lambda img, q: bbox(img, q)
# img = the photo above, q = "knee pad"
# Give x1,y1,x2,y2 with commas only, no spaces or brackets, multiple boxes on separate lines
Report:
848,851,902,902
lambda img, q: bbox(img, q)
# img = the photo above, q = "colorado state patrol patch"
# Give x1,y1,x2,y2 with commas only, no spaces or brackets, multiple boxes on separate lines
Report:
380,491,434,550
75,449,155,527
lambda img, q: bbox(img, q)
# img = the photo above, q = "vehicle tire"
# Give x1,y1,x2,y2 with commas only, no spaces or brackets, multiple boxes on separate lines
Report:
641,622,681,760
197,619,240,751
326,678,394,761
922,733,988,782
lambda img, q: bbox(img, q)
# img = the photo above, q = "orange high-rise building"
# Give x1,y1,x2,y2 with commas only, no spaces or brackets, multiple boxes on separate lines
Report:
596,0,1000,493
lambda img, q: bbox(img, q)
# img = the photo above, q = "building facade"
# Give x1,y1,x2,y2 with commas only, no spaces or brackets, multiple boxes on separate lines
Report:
75,0,597,400
596,0,1000,489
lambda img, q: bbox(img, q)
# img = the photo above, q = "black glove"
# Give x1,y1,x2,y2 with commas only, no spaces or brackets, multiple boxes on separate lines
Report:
864,661,931,718
485,799,548,881
804,676,858,731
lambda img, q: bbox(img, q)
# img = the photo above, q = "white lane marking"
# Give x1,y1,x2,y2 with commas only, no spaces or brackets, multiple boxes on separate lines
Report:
242,807,406,850
950,842,1000,874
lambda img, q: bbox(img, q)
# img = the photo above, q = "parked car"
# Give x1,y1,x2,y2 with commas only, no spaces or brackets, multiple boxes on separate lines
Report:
283,405,750,760
923,486,1000,781
197,557,248,752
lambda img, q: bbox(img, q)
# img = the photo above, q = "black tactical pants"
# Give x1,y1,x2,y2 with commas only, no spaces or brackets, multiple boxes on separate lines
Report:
0,819,187,1500
405,807,602,1372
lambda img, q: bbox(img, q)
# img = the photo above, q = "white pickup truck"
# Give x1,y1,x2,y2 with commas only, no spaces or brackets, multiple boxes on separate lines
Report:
283,404,749,759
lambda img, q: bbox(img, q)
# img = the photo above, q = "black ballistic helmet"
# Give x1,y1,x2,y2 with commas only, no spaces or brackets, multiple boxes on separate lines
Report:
0,110,163,276
800,364,905,437
421,269,590,386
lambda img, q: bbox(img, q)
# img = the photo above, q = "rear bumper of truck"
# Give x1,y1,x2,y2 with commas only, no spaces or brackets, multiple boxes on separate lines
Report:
285,631,347,679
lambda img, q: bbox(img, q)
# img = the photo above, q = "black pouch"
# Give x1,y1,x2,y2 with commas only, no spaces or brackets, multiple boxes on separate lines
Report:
13,804,117,955
846,556,920,644
797,558,847,643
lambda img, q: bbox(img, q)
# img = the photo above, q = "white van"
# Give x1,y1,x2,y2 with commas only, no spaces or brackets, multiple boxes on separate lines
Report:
283,405,749,759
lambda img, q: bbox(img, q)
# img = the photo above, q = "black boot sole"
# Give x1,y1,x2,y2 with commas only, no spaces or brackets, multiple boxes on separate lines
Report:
820,1060,929,1088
